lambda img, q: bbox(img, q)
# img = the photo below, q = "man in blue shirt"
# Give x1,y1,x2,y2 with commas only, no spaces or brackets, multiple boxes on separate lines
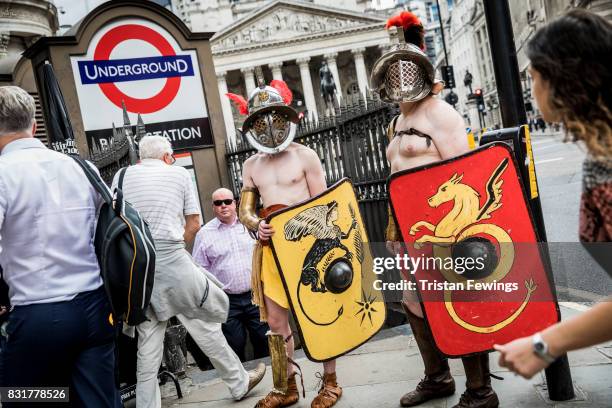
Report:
0,86,120,407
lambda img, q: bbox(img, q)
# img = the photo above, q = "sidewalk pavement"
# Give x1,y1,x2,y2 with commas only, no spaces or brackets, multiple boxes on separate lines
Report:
529,130,564,139
161,304,612,408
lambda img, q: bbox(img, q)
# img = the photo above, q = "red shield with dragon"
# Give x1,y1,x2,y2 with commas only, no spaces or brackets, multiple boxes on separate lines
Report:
388,143,559,356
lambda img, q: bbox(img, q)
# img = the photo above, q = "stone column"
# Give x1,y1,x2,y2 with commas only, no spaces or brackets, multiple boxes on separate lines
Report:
352,47,368,98
297,57,318,121
0,32,10,58
324,52,342,102
269,62,283,81
217,71,237,148
241,67,256,95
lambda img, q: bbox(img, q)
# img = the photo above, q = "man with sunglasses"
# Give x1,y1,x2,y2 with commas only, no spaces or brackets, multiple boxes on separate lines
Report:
192,188,270,362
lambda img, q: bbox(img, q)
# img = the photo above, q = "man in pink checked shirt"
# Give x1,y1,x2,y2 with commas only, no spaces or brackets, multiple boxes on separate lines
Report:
193,187,270,361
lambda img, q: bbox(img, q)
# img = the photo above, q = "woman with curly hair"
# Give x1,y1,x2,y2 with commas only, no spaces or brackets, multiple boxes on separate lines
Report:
495,8,611,379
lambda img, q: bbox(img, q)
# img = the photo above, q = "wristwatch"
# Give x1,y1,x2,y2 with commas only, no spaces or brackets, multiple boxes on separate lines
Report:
532,333,556,363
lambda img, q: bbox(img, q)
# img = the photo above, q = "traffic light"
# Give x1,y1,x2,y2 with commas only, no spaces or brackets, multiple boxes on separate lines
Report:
441,65,456,89
445,91,458,106
474,88,485,112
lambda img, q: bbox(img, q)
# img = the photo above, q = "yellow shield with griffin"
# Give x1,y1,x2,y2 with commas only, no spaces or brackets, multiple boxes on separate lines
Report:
268,179,385,361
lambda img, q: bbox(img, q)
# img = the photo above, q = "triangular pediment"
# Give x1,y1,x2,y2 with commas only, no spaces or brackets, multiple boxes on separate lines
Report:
211,0,385,51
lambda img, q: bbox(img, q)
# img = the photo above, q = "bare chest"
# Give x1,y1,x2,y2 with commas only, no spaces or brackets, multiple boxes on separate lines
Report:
388,117,438,157
250,154,306,190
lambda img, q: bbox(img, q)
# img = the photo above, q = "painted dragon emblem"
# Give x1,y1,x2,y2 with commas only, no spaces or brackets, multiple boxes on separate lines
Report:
409,158,537,333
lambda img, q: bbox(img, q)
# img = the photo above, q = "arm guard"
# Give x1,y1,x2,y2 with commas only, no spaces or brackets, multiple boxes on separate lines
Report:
386,204,401,242
239,187,262,233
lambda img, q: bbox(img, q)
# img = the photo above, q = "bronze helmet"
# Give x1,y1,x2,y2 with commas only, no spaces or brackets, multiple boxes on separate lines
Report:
242,85,299,154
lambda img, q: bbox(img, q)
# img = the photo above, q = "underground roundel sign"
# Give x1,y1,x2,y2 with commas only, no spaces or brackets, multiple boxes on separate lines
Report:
70,19,213,151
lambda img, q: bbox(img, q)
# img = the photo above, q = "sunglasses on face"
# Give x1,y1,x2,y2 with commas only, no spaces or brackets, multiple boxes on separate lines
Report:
213,199,234,206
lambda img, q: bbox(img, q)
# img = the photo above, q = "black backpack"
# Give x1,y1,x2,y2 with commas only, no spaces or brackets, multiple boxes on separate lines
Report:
72,157,156,326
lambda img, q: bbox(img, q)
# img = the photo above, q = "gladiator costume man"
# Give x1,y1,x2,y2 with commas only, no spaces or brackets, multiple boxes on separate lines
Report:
227,79,343,408
370,12,499,408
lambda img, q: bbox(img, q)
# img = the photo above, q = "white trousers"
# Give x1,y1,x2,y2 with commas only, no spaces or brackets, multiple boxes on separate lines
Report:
135,309,249,408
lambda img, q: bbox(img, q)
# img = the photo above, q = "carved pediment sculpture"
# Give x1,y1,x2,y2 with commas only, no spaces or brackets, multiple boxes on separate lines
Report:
212,5,382,52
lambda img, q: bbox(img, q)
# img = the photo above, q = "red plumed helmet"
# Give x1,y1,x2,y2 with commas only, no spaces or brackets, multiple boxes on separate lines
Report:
385,11,425,50
226,93,248,115
270,80,293,106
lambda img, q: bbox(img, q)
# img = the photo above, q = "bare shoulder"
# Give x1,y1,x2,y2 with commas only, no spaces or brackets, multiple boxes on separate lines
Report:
293,143,318,159
424,97,463,124
242,153,264,186
243,152,265,169
297,145,322,169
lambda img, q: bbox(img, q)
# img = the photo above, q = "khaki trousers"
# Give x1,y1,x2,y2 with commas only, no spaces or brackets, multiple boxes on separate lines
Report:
135,309,249,408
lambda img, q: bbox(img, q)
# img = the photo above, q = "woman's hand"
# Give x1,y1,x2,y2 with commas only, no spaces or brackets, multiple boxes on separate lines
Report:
494,337,551,379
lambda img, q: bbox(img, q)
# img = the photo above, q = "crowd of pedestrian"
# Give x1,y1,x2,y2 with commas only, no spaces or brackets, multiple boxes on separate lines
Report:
0,91,267,407
0,7,609,408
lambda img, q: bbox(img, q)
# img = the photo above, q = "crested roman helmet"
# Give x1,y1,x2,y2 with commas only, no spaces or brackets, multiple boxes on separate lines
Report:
370,11,442,103
226,78,299,154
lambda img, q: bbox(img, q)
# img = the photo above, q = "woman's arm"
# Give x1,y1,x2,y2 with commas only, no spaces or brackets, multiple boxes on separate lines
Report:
495,301,612,378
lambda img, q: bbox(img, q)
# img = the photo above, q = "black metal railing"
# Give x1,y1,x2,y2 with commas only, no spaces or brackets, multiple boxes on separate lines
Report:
226,93,399,242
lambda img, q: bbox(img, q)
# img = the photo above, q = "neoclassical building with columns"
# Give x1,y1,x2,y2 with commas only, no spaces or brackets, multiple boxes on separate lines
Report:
211,0,391,145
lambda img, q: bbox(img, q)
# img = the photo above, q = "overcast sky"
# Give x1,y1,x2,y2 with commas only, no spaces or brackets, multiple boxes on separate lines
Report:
54,0,108,30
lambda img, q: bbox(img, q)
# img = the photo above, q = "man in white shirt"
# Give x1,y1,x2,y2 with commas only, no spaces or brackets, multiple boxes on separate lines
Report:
193,188,269,361
113,136,265,408
0,86,121,407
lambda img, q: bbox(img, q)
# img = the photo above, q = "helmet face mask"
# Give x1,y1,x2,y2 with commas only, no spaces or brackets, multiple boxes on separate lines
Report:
384,59,430,103
370,42,436,104
242,85,299,154
245,112,296,154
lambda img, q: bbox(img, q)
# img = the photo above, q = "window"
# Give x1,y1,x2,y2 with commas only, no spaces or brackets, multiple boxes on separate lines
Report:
430,4,439,22
346,82,360,96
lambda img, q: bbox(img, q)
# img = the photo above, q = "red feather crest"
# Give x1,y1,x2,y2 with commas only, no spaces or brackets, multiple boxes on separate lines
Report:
225,93,248,115
385,11,422,31
270,80,293,106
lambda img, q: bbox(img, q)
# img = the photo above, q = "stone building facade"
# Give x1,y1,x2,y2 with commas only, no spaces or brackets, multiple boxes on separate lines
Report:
172,0,373,32
0,0,59,145
209,0,390,146
0,0,58,87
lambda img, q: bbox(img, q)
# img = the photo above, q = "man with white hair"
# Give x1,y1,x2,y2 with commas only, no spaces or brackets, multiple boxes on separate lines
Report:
193,187,269,362
0,86,121,406
113,136,265,408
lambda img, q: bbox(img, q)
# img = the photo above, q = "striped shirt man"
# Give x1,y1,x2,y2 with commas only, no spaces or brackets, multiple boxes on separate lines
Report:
111,159,200,242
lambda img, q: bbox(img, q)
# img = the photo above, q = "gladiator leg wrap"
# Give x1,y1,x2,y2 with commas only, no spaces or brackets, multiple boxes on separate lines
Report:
239,187,262,234
386,204,401,242
267,331,289,394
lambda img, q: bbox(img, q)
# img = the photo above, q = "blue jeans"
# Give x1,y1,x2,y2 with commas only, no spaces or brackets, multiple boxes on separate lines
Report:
0,287,121,407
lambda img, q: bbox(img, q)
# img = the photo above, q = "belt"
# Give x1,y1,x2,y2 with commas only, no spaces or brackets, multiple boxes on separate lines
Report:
227,291,252,298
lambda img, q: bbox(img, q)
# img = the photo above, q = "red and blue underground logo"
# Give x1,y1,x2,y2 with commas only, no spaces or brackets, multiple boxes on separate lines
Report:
77,24,194,114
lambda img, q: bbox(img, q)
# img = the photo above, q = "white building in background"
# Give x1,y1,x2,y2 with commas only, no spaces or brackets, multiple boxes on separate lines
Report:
210,0,389,145
172,0,374,32
394,0,454,65
441,0,499,130
440,0,611,129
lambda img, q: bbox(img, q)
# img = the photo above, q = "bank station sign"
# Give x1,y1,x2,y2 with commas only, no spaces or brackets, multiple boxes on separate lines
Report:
70,18,213,151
